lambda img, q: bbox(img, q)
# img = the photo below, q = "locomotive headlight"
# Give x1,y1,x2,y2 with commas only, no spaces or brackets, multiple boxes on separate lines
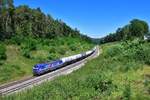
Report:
39,68,42,71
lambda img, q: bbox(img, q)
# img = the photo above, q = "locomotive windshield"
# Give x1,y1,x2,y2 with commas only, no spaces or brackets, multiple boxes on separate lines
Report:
34,63,49,69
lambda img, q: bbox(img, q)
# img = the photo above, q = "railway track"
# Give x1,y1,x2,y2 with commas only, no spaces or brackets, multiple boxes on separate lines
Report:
0,46,100,96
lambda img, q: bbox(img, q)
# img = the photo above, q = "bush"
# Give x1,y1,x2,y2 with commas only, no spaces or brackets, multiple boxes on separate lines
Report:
140,45,150,65
21,37,37,51
103,40,146,72
48,53,59,60
20,37,38,58
121,40,144,60
10,35,24,45
119,40,150,66
36,57,48,63
42,39,51,46
49,47,57,53
69,44,77,51
0,44,7,60
104,44,123,58
21,48,31,58
144,75,150,94
119,61,142,72
0,64,26,82
57,47,66,55
123,83,131,100
85,73,116,95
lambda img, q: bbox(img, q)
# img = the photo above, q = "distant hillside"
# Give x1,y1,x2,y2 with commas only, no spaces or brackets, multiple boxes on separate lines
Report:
0,0,91,42
91,38,101,44
99,19,149,44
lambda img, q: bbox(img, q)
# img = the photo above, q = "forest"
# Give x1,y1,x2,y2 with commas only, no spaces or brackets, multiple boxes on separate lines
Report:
100,19,150,44
0,0,91,41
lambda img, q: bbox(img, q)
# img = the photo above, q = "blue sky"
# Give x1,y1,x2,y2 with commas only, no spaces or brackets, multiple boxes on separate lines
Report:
14,0,150,38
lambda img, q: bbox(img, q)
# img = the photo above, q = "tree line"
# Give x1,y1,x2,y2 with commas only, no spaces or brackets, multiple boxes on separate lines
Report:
100,19,149,44
0,0,91,42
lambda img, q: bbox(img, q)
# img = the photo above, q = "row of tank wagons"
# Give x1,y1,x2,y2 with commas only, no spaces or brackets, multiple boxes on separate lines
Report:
33,47,96,76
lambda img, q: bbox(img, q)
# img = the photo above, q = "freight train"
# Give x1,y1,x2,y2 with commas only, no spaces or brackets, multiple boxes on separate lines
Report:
33,47,96,76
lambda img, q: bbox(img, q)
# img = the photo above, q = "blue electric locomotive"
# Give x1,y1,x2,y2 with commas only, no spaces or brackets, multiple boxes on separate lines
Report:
33,60,63,75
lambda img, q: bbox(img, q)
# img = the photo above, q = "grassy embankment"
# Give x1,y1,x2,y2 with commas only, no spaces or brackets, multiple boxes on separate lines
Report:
0,37,93,85
2,39,150,100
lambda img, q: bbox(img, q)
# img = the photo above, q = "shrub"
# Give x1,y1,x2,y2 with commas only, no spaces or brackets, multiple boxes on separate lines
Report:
0,44,7,60
36,57,48,63
0,64,26,82
123,83,131,100
141,45,150,65
69,44,77,51
49,47,57,53
119,61,141,72
104,44,123,58
57,47,66,55
21,37,37,51
42,39,51,46
48,53,59,60
10,35,24,45
20,37,38,58
121,40,144,60
85,73,116,95
21,48,31,58
119,40,150,66
144,75,150,94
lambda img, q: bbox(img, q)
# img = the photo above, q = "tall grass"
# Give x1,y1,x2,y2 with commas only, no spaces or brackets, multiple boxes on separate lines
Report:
2,40,150,99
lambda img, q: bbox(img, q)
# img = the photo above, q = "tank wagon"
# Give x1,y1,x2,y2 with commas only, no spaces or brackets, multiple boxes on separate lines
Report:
33,47,96,75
